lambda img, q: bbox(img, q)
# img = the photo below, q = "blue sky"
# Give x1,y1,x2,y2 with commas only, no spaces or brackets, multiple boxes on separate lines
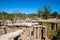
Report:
0,0,60,14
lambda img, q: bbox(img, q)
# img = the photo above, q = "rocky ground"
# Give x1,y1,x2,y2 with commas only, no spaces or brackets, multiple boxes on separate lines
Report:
0,26,22,36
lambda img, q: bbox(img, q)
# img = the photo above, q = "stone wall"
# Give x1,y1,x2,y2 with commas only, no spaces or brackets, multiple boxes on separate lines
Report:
0,25,48,40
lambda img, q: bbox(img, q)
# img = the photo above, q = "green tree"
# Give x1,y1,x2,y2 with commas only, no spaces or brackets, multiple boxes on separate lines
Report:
51,11,58,18
58,14,60,19
43,6,51,19
38,9,42,17
1,11,8,24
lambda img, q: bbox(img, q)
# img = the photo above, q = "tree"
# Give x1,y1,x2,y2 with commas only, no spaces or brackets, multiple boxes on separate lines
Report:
38,9,42,17
43,6,51,19
51,11,58,18
1,11,8,24
58,14,60,19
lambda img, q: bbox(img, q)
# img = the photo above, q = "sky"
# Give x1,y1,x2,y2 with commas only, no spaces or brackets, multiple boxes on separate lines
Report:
0,0,60,14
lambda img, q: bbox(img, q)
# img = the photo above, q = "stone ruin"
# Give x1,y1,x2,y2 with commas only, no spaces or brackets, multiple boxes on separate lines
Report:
0,18,58,40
